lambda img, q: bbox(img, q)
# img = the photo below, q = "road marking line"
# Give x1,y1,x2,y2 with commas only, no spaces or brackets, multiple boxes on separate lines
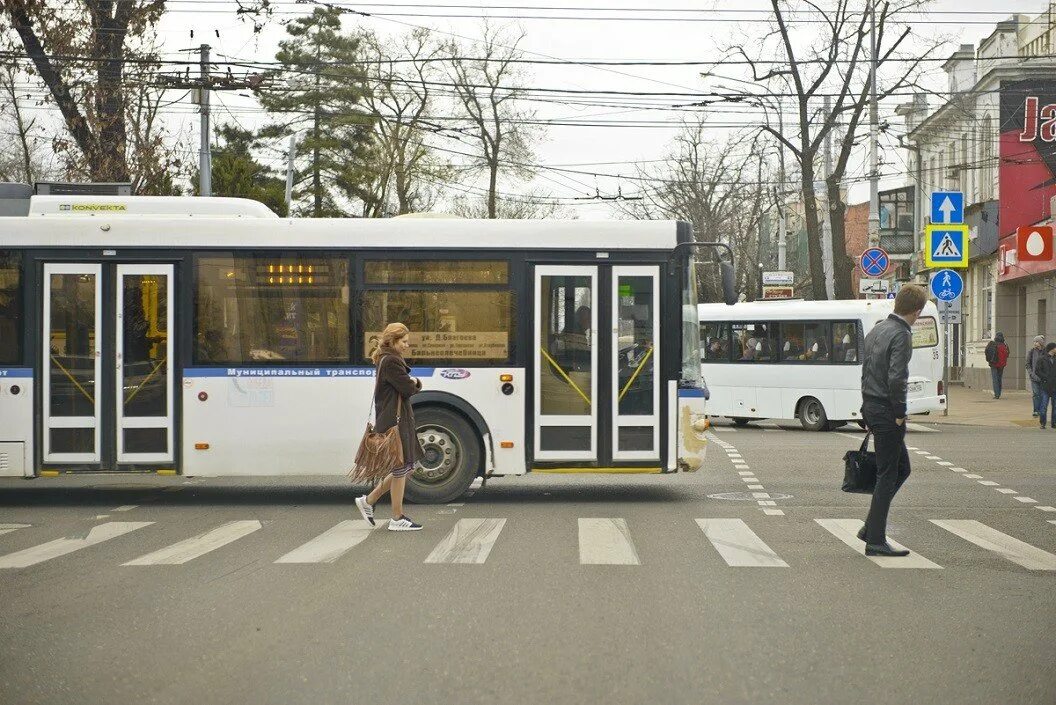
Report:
741,477,758,483
737,471,754,476
951,468,967,472
937,462,953,467
914,451,930,455
275,520,377,564
925,455,942,460
0,522,153,569
964,474,982,479
747,485,765,490
577,518,640,565
1036,506,1056,513
816,519,941,569
1050,521,1056,526
762,509,785,516
123,520,262,565
1014,497,1038,504
837,432,865,442
0,523,31,537
447,503,465,507
425,518,506,564
751,492,771,499
696,519,787,567
905,423,938,433
94,515,110,520
906,446,919,450
931,520,1056,571
735,465,751,470
112,505,138,512
757,500,777,506
996,488,1017,494
978,481,999,486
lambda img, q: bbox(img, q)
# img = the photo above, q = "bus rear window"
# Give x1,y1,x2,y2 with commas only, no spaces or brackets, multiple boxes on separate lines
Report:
912,316,938,348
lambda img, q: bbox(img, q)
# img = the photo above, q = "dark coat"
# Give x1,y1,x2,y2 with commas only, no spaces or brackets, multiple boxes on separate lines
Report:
1034,354,1056,395
374,352,425,465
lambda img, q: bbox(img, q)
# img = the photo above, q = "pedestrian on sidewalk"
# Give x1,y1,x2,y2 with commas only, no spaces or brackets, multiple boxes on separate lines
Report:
858,283,928,558
1027,334,1047,417
984,332,1010,399
1034,342,1056,430
354,322,426,532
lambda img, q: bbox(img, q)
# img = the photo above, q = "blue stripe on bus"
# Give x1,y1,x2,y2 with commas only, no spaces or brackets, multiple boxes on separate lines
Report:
0,368,33,378
182,367,436,378
678,387,707,398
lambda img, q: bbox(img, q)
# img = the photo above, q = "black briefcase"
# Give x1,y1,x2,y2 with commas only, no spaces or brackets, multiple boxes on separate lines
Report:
842,432,877,494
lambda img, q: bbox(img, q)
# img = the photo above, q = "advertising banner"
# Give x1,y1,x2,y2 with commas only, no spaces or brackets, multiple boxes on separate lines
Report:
998,79,1056,281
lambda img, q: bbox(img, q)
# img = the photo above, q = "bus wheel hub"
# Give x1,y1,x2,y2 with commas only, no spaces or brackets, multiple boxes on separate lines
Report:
417,427,459,482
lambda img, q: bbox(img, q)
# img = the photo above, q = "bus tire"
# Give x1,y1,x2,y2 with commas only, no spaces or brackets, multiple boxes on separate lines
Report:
797,397,828,432
405,406,481,504
731,417,751,427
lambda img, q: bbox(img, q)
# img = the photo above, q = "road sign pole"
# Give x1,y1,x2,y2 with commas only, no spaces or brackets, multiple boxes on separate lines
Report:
944,321,950,417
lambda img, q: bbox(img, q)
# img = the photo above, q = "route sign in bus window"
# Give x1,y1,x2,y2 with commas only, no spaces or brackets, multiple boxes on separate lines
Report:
912,316,938,348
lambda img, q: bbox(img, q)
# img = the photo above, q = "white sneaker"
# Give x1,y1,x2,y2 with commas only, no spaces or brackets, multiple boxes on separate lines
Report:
388,515,423,531
355,495,375,526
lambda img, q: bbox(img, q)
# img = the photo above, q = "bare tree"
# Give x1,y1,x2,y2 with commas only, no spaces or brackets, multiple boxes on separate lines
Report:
630,121,776,301
0,60,57,182
728,0,939,299
444,23,537,219
359,27,449,216
452,191,572,219
3,0,166,182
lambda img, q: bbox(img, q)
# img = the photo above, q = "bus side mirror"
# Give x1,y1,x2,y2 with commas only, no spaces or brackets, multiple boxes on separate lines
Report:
720,261,737,306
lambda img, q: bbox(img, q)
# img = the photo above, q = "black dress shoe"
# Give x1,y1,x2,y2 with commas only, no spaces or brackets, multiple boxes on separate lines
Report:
865,542,910,557
857,526,868,542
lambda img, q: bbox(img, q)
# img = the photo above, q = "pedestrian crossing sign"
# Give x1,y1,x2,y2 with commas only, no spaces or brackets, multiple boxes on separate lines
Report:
924,224,969,268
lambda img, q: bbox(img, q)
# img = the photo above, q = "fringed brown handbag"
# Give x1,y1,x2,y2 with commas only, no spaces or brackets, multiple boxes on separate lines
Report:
348,358,404,483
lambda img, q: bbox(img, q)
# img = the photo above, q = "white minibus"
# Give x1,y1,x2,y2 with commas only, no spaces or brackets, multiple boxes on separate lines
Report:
697,299,947,430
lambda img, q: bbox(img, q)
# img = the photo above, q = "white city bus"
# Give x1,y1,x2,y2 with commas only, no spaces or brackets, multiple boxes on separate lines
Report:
698,299,947,431
0,195,735,502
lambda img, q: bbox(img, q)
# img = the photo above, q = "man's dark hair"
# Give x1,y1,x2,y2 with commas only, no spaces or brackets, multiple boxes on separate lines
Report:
893,284,927,315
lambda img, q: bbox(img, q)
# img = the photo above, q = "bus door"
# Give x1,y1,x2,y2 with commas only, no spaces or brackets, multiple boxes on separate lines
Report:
533,265,660,466
41,262,175,469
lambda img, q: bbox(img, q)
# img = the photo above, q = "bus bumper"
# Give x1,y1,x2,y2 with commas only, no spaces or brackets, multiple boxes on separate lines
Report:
676,388,709,472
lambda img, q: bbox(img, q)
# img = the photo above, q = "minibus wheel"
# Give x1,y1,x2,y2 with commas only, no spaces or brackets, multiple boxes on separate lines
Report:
797,397,828,432
406,406,481,504
731,417,751,427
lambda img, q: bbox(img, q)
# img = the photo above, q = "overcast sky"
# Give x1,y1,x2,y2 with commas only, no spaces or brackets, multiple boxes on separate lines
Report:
151,1,1050,217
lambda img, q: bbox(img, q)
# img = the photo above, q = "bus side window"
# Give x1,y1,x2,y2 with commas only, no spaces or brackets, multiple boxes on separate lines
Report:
701,322,730,362
832,321,858,363
733,322,774,362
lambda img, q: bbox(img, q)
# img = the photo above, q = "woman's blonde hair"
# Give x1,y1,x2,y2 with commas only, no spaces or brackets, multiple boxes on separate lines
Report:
371,322,410,364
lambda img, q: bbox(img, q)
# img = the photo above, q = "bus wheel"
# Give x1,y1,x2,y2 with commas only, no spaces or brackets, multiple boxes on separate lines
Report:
406,407,481,504
731,417,751,427
797,397,828,432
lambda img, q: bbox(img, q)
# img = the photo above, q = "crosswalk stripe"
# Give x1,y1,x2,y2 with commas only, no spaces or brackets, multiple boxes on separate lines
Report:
696,518,788,567
0,522,153,569
815,519,941,569
578,518,640,565
424,518,506,564
905,423,938,433
931,520,1056,571
275,520,376,564
123,520,261,566
0,523,31,537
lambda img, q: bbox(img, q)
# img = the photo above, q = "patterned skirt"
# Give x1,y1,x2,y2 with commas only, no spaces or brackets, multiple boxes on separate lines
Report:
391,462,416,478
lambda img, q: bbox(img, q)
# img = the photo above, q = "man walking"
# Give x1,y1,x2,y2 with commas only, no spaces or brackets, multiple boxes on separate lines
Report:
1034,342,1056,429
1027,335,1047,417
984,332,1010,399
858,284,928,557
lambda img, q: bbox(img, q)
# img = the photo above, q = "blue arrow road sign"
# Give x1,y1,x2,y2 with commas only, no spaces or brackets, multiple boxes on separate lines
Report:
860,247,890,277
931,191,964,224
930,269,964,302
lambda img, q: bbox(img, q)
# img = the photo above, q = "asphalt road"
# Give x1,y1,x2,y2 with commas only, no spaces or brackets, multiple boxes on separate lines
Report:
1,420,1054,705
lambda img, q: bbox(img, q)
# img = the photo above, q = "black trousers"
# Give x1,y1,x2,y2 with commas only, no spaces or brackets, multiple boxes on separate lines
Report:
861,397,911,544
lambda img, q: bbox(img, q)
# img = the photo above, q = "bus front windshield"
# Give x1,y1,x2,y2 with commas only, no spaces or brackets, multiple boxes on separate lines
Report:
681,254,703,386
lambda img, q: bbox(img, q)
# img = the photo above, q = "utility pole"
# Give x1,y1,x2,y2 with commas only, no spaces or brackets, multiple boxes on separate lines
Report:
285,133,297,215
159,46,265,198
198,44,211,198
867,0,880,248
821,94,835,299
776,107,788,271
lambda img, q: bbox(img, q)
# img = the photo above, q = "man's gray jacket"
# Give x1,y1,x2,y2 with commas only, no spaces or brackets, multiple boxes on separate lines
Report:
861,314,912,418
